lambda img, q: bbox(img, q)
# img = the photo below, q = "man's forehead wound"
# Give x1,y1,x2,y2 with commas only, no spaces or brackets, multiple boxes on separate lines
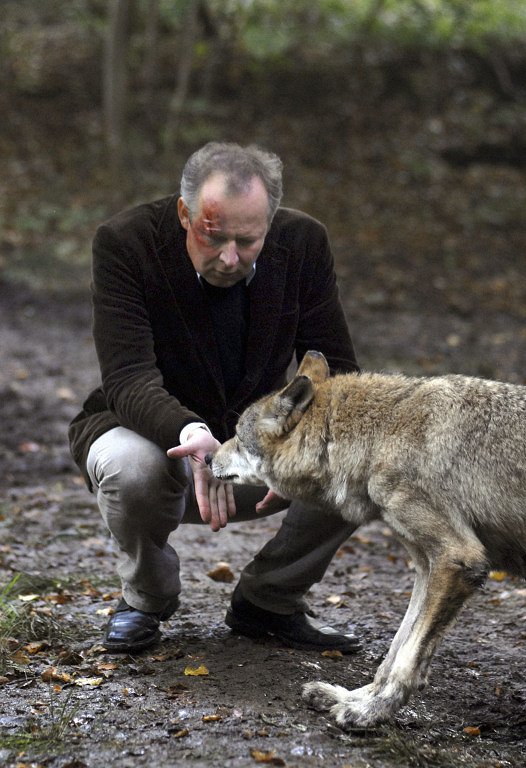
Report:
195,199,223,234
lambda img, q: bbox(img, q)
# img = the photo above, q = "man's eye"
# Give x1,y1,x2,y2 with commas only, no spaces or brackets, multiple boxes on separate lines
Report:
206,234,224,246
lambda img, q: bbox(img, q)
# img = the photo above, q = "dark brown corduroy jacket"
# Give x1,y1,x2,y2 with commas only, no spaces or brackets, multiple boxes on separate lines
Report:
69,196,359,487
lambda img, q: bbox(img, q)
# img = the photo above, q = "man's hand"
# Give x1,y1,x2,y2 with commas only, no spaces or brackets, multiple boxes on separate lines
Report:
255,489,290,514
167,429,236,532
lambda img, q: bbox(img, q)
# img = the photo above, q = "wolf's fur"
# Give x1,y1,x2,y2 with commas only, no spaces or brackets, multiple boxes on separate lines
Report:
210,351,526,727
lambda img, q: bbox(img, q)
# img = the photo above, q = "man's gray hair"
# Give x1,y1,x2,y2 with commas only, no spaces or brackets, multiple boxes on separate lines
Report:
180,142,283,224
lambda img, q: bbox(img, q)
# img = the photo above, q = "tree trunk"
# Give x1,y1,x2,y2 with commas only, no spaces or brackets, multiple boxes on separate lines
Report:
104,0,130,172
141,0,161,111
163,0,200,156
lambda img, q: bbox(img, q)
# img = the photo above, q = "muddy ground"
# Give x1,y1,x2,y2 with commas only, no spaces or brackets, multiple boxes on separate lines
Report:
1,66,526,766
1,257,525,768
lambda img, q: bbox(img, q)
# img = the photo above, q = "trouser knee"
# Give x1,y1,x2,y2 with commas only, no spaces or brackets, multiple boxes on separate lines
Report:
88,427,188,544
115,450,186,512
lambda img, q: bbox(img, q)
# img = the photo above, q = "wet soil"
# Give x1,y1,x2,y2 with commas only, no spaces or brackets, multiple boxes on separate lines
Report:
1,260,525,768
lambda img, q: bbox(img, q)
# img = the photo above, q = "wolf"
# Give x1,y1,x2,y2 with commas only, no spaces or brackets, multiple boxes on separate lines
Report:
209,350,526,728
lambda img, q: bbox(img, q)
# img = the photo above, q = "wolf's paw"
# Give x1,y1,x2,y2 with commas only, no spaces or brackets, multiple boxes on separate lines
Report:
330,686,395,729
302,681,350,711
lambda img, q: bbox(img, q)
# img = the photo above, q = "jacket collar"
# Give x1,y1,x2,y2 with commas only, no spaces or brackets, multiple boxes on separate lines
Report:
155,196,290,408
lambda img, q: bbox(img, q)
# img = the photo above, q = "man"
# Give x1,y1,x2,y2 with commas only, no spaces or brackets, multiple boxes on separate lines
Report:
69,141,361,653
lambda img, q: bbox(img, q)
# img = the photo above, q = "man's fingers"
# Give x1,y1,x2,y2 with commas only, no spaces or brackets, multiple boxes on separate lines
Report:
167,444,186,459
225,482,236,518
167,431,221,463
255,489,289,513
169,439,237,532
194,471,212,526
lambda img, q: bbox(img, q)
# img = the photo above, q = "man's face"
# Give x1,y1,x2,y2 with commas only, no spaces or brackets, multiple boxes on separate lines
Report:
178,173,270,288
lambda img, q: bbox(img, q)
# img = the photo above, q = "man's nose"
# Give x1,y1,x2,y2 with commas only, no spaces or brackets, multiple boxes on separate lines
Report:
219,241,239,267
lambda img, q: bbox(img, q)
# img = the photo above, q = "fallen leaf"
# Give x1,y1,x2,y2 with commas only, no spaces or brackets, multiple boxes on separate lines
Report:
463,725,481,736
45,592,73,604
164,684,189,699
326,594,343,605
74,677,104,687
321,650,343,659
0,676,10,685
202,714,222,722
87,644,109,655
41,667,73,684
102,591,121,601
24,641,51,654
149,649,184,662
12,650,31,665
207,561,235,583
80,581,101,598
170,728,189,738
249,748,286,765
184,664,209,676
56,649,84,666
94,662,119,672
489,571,507,582
18,594,40,602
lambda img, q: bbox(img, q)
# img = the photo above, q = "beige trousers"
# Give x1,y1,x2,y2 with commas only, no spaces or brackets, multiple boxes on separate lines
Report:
87,426,356,615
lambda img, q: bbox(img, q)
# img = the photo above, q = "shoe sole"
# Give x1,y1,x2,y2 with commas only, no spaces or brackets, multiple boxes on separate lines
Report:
102,629,161,653
225,609,360,653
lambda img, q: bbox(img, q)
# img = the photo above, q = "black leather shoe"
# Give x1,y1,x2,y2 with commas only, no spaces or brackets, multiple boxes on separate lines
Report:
225,587,360,654
103,597,179,653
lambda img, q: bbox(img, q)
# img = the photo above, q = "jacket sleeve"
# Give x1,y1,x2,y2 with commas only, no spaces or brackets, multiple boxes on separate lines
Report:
91,224,204,450
294,217,359,375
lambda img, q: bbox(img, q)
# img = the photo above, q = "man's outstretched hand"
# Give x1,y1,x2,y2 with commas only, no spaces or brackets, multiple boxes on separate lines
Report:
167,429,236,532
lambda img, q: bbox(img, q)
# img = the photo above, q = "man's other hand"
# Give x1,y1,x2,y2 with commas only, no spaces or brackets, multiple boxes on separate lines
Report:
167,429,236,531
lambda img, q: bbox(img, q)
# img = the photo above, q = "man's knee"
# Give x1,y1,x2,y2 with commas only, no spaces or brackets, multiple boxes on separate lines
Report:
117,452,187,510
88,427,187,507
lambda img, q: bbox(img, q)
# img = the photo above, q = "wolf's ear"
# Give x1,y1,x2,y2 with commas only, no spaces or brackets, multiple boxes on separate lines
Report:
297,351,330,384
263,375,315,435
280,375,315,413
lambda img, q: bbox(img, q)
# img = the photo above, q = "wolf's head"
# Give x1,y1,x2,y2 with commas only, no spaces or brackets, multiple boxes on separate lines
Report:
208,351,330,489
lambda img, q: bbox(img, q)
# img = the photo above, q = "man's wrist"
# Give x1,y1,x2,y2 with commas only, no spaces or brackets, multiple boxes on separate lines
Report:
179,422,211,444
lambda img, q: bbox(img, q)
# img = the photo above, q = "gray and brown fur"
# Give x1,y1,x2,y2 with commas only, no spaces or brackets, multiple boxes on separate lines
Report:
210,351,526,727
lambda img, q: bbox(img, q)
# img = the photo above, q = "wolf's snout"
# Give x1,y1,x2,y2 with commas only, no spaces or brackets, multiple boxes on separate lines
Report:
204,452,213,466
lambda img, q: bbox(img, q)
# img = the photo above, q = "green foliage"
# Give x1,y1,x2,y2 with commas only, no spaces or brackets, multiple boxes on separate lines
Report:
206,0,526,62
3,0,526,74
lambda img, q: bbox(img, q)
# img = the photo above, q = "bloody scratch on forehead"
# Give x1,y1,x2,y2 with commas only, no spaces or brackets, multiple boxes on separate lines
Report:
200,200,223,233
189,199,225,249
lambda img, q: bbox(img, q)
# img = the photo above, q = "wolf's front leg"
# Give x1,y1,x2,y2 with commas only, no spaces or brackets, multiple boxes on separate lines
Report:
302,563,428,726
303,546,485,728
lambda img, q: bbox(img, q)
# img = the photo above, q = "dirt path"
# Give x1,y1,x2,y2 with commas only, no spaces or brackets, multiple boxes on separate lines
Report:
1,273,525,768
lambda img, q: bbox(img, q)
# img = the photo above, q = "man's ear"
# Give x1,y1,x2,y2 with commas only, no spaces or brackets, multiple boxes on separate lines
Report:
260,375,315,436
177,197,191,230
297,351,330,383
